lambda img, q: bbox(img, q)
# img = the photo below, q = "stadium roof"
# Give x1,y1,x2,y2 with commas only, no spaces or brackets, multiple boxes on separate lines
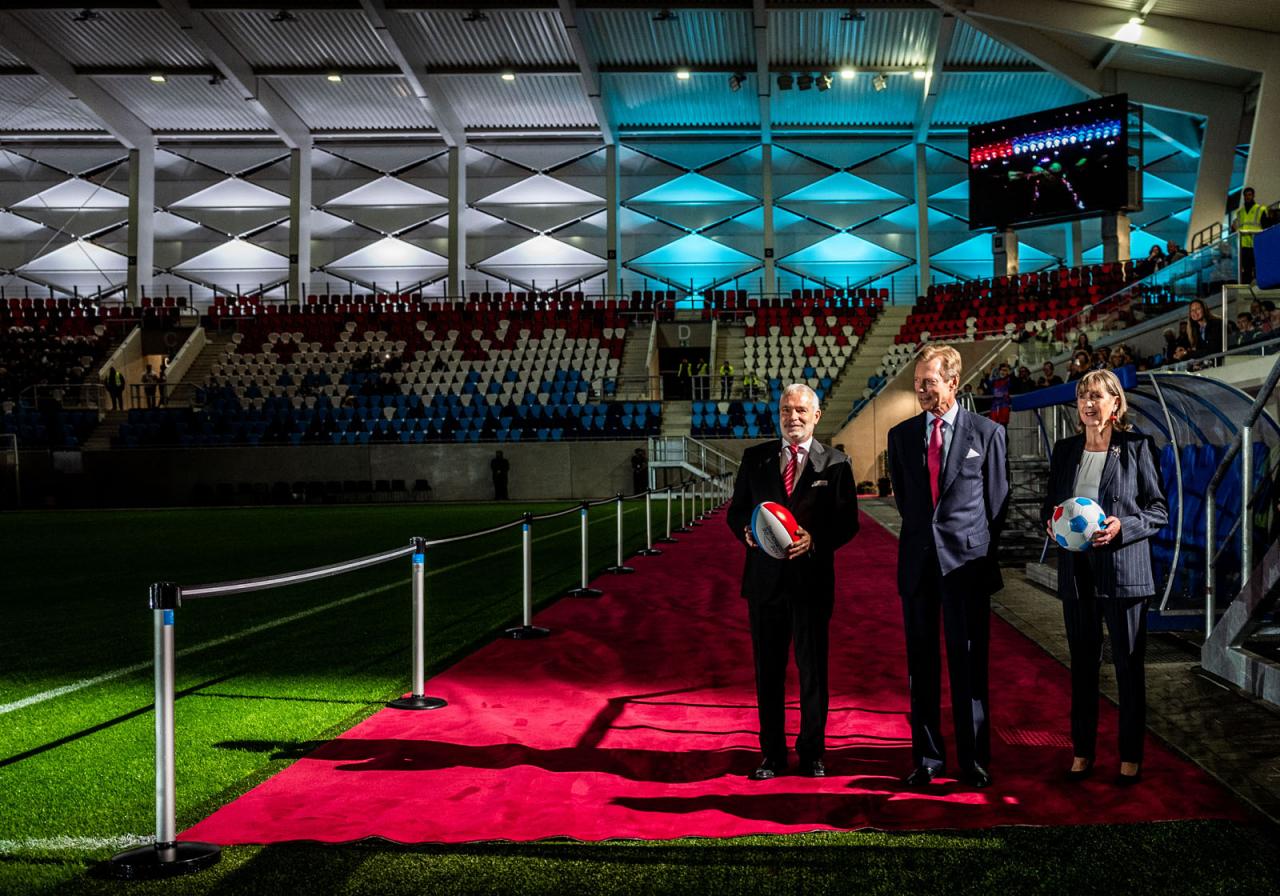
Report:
0,1,1266,145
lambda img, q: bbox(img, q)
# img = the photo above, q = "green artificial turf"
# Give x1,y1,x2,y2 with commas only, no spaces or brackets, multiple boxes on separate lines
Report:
1,502,1277,896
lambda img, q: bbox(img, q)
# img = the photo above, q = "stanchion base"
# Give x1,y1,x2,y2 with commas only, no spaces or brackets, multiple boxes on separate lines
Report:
656,536,678,544
109,841,221,881
673,526,692,534
567,586,604,598
636,548,662,556
388,694,447,711
606,565,636,575
504,625,551,639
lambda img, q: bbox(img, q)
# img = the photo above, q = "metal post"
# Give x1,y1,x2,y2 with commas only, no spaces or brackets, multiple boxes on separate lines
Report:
505,514,550,638
1241,424,1252,586
390,538,446,709
568,503,603,597
1205,488,1216,639
675,481,691,533
606,494,635,574
109,584,220,880
690,479,703,526
658,484,677,543
637,490,662,556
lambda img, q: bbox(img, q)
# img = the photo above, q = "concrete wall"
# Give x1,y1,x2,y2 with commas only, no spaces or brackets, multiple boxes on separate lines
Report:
23,441,650,507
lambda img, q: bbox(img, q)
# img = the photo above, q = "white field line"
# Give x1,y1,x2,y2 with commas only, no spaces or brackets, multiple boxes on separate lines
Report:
0,834,153,854
0,512,626,716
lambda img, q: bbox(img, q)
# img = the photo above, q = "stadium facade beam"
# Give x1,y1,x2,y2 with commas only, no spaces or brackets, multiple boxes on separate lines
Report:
605,144,621,296
1189,105,1242,250
557,0,615,145
359,0,468,148
914,143,930,292
156,0,312,151
753,0,775,294
914,11,956,144
0,14,151,149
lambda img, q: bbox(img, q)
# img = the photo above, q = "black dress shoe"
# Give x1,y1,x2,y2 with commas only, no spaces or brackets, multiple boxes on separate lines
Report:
799,759,826,778
1114,768,1142,787
902,765,941,787
1064,759,1095,782
748,758,787,781
961,764,993,788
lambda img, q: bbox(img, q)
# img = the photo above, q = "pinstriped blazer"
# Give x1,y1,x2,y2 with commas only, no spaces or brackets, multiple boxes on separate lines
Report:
1041,430,1169,600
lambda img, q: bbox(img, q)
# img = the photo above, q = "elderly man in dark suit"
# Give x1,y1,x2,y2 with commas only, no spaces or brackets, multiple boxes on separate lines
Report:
727,383,859,780
888,345,1009,788
1041,369,1168,786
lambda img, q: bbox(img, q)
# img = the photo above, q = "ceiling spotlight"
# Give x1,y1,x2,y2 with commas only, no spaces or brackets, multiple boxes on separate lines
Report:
729,72,746,92
326,72,342,83
269,9,295,24
777,73,793,91
797,73,814,91
500,70,516,82
653,8,677,22
840,8,866,22
817,73,833,91
462,8,488,23
149,72,166,84
72,8,100,23
675,68,691,81
839,67,856,80
208,72,225,86
1127,15,1146,25
872,73,887,92
912,70,927,80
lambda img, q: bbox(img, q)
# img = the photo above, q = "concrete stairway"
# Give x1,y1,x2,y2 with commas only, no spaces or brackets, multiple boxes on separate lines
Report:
81,409,127,451
817,304,913,441
713,322,745,400
181,330,238,394
661,401,691,437
615,321,652,400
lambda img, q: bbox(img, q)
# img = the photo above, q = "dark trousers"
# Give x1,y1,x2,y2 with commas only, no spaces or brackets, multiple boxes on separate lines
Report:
901,556,991,771
1240,245,1256,284
1062,565,1148,763
748,595,831,763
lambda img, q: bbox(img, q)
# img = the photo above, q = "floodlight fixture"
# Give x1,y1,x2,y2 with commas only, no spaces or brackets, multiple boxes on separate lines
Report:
72,8,101,23
326,72,343,83
872,73,887,91
729,72,747,92
817,73,833,91
462,8,488,23
675,68,691,81
501,70,516,82
839,67,856,80
149,72,166,84
269,9,295,24
777,73,793,91
653,8,677,22
797,73,814,91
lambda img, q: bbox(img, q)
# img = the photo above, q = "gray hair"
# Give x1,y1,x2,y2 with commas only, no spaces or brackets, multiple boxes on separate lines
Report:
779,383,819,408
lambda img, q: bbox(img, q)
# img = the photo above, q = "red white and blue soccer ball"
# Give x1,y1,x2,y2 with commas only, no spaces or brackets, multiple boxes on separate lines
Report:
1051,496,1107,552
751,501,800,559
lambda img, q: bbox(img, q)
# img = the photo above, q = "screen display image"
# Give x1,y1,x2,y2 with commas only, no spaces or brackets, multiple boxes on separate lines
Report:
968,95,1131,230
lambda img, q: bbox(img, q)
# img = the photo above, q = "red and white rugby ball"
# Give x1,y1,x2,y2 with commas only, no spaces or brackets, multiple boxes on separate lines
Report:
750,501,800,559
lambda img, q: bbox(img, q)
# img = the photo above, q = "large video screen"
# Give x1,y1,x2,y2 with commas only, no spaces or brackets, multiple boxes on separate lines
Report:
968,95,1132,230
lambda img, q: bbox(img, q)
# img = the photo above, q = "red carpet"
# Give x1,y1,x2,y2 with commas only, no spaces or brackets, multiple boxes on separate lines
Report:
182,507,1243,844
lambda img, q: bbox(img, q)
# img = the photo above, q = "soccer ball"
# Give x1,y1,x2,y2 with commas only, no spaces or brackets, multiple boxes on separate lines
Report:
750,501,800,559
1051,496,1106,552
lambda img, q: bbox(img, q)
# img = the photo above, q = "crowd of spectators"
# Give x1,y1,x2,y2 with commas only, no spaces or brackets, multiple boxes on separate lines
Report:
0,327,104,405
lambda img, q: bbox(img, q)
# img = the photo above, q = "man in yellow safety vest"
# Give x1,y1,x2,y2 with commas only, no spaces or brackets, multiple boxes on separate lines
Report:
1232,186,1269,284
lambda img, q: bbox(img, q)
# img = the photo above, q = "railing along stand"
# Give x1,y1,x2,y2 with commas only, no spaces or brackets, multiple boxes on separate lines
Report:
109,583,221,880
505,514,551,638
674,481,692,533
656,484,678,544
567,502,604,597
636,490,662,557
389,538,448,709
606,494,636,574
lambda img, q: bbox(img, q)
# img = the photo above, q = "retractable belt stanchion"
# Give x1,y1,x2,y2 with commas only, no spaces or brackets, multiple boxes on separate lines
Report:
657,484,677,544
636,489,662,556
675,480,691,533
567,501,604,597
109,583,221,880
689,479,703,526
390,537,447,709
504,513,551,639
606,494,635,574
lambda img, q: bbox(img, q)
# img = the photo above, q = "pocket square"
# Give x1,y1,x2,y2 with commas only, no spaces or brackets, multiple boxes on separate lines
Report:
965,447,981,459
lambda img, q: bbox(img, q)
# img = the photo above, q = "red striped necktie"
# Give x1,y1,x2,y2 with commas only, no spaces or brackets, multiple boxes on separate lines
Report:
928,416,944,506
783,444,800,496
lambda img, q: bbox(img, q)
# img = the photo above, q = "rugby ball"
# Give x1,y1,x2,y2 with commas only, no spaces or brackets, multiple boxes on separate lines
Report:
1051,496,1107,552
751,501,800,559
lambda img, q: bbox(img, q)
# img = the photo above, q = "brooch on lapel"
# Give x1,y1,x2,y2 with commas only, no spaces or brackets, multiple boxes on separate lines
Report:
1109,446,1121,459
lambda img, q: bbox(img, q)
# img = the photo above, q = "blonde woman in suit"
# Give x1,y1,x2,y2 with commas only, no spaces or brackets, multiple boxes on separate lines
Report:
1041,369,1168,786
